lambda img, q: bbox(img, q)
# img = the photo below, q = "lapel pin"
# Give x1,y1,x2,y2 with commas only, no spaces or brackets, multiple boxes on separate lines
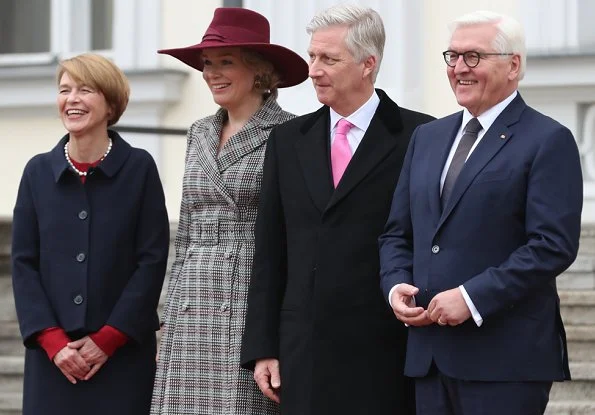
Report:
500,134,506,140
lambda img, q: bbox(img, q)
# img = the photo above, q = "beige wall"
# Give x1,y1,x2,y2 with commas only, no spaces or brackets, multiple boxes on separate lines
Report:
159,0,221,220
0,116,65,220
0,0,534,222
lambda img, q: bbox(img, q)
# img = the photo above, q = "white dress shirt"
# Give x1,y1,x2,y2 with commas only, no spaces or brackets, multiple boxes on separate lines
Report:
329,91,380,152
389,91,518,327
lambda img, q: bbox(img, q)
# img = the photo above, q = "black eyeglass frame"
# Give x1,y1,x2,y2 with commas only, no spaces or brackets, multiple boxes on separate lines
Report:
442,50,514,68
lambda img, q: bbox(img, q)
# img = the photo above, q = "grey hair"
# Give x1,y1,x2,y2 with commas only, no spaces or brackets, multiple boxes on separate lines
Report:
449,10,526,80
306,3,385,83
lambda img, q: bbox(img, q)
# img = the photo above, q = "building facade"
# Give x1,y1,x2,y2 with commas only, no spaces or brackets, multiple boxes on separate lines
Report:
0,0,594,221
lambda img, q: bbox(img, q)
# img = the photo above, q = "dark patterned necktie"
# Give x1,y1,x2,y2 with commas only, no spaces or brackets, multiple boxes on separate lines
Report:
441,117,482,207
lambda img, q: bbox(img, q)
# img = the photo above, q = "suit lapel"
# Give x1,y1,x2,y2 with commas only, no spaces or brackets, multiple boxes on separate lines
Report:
295,106,334,213
437,94,526,229
326,90,403,211
427,114,463,221
217,98,285,172
194,110,239,212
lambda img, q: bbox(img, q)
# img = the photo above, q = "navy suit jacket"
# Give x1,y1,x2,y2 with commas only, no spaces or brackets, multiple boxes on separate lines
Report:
379,94,582,381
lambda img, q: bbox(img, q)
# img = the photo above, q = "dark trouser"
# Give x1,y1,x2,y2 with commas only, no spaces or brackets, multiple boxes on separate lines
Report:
415,367,553,415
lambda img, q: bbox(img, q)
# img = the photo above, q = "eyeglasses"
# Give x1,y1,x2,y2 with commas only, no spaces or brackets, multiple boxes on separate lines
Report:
442,50,514,68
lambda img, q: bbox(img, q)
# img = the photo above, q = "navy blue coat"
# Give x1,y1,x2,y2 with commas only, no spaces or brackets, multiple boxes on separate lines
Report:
12,131,169,415
379,94,581,382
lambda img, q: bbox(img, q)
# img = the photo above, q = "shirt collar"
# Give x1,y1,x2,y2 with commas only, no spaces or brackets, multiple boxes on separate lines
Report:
329,90,380,132
461,90,518,133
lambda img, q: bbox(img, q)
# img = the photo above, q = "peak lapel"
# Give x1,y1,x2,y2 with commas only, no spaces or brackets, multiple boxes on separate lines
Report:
295,106,334,213
217,98,286,172
325,90,403,212
194,110,239,213
437,94,526,229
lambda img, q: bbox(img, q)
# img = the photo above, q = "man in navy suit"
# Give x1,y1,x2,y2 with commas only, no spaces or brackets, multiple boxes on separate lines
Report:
379,10,583,415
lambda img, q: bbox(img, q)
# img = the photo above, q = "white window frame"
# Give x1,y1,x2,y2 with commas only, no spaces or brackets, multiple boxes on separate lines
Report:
522,0,595,53
0,0,183,168
0,0,160,70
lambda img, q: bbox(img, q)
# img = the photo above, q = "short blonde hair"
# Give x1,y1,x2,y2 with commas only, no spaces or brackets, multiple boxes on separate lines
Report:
57,54,130,126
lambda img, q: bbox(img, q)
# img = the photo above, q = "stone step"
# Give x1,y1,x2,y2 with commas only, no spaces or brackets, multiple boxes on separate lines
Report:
559,290,595,326
567,325,595,362
0,280,16,324
560,257,595,290
550,362,595,401
0,357,22,394
0,392,20,415
0,322,23,356
546,400,595,415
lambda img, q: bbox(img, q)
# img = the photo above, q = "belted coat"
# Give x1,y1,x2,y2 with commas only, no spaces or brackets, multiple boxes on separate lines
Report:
151,97,294,414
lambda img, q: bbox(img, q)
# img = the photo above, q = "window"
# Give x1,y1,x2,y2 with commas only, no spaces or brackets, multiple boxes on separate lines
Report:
0,0,113,65
0,0,51,54
91,0,113,50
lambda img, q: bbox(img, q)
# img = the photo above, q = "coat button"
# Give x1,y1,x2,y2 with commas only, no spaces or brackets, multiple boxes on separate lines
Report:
73,295,84,305
431,245,440,254
220,303,229,312
76,253,86,262
223,252,232,260
78,210,88,220
181,303,189,311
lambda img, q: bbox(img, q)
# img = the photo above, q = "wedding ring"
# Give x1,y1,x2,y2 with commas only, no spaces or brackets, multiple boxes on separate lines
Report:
438,318,447,326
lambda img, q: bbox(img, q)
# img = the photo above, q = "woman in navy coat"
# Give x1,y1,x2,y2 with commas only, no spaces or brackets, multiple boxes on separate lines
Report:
11,54,170,415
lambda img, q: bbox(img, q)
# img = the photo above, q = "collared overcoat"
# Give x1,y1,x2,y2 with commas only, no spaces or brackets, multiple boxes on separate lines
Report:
241,90,435,414
151,97,293,414
12,131,170,415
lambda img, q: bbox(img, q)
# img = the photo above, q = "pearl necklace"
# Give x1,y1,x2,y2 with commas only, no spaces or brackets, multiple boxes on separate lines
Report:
64,138,113,177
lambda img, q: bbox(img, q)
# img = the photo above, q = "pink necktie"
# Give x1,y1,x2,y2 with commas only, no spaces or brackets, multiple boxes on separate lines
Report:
331,119,354,187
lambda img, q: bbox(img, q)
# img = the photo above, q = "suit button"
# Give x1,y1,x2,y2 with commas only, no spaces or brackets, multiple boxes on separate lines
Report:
78,210,88,220
73,295,84,305
431,245,440,254
76,253,86,262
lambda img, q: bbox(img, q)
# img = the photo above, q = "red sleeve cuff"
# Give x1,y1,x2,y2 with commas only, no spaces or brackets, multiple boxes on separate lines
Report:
37,327,70,361
90,325,129,357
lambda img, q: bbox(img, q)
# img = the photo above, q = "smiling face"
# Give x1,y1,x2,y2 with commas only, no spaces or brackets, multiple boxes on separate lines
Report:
447,23,520,116
201,47,262,113
307,25,376,116
57,72,111,138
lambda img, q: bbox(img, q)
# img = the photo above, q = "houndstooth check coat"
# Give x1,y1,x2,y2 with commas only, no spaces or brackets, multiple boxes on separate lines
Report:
151,97,293,414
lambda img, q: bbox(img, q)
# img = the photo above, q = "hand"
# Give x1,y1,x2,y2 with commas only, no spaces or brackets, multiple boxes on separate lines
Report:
254,358,281,403
427,288,472,326
390,284,433,326
68,336,108,380
53,346,91,384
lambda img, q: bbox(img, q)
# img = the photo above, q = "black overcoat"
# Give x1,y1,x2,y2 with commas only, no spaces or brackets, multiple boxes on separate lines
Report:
11,131,170,415
241,90,434,414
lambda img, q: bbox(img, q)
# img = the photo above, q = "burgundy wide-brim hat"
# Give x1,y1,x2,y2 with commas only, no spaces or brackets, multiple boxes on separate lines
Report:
158,7,308,88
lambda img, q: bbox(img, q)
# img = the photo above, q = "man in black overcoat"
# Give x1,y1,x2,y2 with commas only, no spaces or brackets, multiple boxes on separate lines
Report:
241,4,434,414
